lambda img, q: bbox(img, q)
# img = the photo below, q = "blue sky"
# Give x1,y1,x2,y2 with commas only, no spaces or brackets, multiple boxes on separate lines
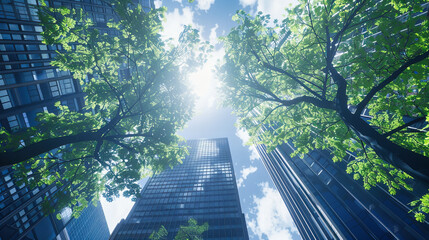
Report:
102,0,301,239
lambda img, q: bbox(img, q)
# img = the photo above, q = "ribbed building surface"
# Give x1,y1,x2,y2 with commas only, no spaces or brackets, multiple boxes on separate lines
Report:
256,142,429,240
110,138,249,240
65,203,110,240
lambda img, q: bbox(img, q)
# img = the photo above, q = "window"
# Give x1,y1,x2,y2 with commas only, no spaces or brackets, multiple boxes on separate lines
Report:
18,71,34,82
30,8,39,21
0,90,13,109
58,78,75,94
17,7,29,20
23,35,35,40
1,33,11,40
15,45,24,51
18,54,27,60
49,81,60,97
12,34,22,40
29,54,41,60
9,24,19,31
7,115,19,131
0,23,7,30
27,85,41,102
34,26,43,32
46,69,55,78
4,175,11,181
21,25,33,31
3,74,15,84
26,45,39,51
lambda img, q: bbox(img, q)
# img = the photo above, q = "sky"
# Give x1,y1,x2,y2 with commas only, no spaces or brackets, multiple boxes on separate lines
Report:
101,1,301,239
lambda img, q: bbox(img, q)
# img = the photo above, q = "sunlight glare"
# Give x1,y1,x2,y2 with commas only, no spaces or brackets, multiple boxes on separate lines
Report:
188,49,224,112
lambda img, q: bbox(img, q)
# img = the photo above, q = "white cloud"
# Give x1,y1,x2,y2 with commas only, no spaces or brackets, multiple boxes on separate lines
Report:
237,165,258,188
256,0,298,21
248,182,298,240
154,0,162,8
101,178,148,233
173,0,182,3
196,0,215,11
209,24,219,45
101,195,135,233
239,0,299,22
239,0,257,7
162,7,204,42
235,128,259,162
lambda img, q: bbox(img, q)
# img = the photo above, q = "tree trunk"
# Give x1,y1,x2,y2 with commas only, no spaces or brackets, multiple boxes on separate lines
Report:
338,107,429,185
0,131,101,167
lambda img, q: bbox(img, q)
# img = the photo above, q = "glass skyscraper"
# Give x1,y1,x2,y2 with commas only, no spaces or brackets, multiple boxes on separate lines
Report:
110,138,249,240
256,142,429,239
63,203,110,240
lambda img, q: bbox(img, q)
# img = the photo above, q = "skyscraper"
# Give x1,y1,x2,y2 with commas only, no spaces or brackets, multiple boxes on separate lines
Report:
256,142,429,239
110,138,249,240
62,203,110,240
0,0,152,239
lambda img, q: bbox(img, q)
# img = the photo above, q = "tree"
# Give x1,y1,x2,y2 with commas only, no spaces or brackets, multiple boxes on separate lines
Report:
150,225,168,240
149,219,208,240
219,0,429,220
0,0,207,217
175,218,209,240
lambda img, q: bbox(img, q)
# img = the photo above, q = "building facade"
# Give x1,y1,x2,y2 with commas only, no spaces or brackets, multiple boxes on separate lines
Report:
256,141,429,240
0,0,153,239
110,138,249,240
61,203,110,240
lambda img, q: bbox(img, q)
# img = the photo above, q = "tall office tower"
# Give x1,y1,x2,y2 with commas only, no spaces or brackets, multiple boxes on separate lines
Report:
256,142,429,240
0,0,152,239
110,138,249,240
60,203,110,240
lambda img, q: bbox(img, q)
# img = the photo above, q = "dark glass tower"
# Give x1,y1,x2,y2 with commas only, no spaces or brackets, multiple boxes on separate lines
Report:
63,203,110,240
110,138,249,240
256,142,429,240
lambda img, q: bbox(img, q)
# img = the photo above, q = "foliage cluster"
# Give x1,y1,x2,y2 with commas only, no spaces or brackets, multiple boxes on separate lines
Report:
150,218,209,240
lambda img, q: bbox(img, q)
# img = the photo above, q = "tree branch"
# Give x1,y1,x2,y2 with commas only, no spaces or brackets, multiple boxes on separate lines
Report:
255,54,325,100
383,116,426,137
279,96,336,110
355,49,429,115
104,139,138,154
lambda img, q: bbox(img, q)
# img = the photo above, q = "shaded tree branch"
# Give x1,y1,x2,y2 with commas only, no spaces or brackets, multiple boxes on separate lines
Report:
355,49,429,115
383,116,426,137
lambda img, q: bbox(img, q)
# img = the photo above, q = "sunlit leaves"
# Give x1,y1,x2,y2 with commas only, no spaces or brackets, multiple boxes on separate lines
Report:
149,218,208,240
175,218,209,240
410,192,429,222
